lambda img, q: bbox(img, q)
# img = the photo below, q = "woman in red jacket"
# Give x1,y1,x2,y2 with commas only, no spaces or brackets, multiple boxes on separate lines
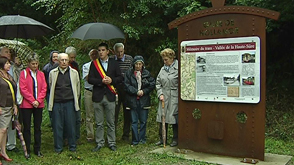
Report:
19,53,47,158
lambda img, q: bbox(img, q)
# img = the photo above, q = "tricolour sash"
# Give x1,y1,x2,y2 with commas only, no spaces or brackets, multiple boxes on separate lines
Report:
93,59,117,95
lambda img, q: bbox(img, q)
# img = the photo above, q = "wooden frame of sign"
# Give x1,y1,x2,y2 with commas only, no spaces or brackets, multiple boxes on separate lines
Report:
168,0,279,160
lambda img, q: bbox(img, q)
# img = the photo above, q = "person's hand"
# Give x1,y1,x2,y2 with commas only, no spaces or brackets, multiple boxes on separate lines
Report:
0,107,2,115
13,105,18,115
103,76,112,84
14,57,22,66
32,101,39,108
137,90,144,97
159,94,164,101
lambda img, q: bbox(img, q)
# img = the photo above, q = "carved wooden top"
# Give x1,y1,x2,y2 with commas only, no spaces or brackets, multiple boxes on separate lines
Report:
211,0,225,7
168,6,280,29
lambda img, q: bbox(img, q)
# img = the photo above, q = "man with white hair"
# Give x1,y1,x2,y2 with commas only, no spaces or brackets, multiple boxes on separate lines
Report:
110,43,133,142
65,46,79,72
65,46,81,142
48,53,80,153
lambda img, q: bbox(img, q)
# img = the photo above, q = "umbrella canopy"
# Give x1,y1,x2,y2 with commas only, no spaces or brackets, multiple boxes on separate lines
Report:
70,22,125,40
0,15,54,39
0,39,34,66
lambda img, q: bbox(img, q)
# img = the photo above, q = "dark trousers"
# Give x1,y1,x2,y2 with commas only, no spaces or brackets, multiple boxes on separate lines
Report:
21,108,43,154
52,100,77,152
158,123,178,143
114,84,131,139
46,94,53,126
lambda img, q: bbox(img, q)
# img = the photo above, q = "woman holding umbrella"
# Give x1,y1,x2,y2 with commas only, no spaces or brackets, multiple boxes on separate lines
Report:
155,48,179,147
19,53,47,158
0,57,18,163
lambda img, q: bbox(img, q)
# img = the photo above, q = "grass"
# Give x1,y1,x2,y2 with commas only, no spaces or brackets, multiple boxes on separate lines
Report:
6,89,294,165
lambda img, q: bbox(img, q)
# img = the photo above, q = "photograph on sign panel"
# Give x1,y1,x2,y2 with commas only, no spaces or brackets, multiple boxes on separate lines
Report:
242,52,255,63
197,56,206,64
223,74,240,86
242,76,255,85
197,65,206,73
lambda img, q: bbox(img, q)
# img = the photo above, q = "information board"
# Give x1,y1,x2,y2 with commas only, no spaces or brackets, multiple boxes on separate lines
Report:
180,36,260,103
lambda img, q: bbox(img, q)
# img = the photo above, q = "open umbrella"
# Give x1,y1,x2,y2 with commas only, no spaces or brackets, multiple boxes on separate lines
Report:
0,15,53,63
70,22,125,40
0,15,54,39
0,39,34,66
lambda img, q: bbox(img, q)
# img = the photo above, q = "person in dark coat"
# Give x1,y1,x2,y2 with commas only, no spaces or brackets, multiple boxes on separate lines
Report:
124,55,155,146
42,51,59,126
88,43,123,152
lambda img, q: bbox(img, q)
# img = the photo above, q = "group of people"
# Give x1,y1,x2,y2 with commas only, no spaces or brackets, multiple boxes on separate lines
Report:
0,42,179,162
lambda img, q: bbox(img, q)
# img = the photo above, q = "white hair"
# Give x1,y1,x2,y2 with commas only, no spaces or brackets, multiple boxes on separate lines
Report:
58,53,69,60
65,46,76,55
113,43,124,51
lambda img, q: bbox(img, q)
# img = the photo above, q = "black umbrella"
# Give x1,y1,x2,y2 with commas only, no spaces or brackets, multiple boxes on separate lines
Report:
70,22,125,40
0,15,54,39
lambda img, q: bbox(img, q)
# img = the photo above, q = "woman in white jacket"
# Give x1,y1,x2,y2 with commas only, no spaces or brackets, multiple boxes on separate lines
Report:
155,48,178,147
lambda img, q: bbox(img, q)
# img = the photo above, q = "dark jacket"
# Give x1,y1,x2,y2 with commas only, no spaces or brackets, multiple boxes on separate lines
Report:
88,58,123,102
0,75,16,107
42,51,58,94
124,67,155,109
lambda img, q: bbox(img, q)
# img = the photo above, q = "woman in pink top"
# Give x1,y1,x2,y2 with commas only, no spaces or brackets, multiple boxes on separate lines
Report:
19,53,47,158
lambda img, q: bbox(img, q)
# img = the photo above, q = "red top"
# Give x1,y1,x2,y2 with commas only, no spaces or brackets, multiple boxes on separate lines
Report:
19,68,47,108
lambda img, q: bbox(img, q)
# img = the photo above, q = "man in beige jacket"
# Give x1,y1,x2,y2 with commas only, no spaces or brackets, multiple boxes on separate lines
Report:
48,53,80,153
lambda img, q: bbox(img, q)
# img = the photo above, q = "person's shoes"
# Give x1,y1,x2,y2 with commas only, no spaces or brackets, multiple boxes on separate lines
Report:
92,145,102,152
87,138,94,143
25,154,31,159
0,153,13,162
109,145,117,151
130,143,138,147
7,147,19,152
55,150,62,154
69,149,76,153
34,151,44,157
155,141,163,146
170,141,178,147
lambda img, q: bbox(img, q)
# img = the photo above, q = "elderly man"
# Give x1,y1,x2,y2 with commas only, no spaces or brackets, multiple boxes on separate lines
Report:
0,46,22,152
82,49,98,142
48,53,80,153
110,43,133,142
88,43,123,152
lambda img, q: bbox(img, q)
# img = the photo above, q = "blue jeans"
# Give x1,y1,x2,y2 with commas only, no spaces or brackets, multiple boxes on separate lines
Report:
130,101,149,145
52,100,77,152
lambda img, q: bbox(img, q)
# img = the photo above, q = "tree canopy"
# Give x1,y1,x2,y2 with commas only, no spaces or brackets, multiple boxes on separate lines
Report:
1,0,293,83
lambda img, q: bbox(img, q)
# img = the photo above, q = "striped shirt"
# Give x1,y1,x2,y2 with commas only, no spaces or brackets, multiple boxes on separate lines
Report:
110,54,133,77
